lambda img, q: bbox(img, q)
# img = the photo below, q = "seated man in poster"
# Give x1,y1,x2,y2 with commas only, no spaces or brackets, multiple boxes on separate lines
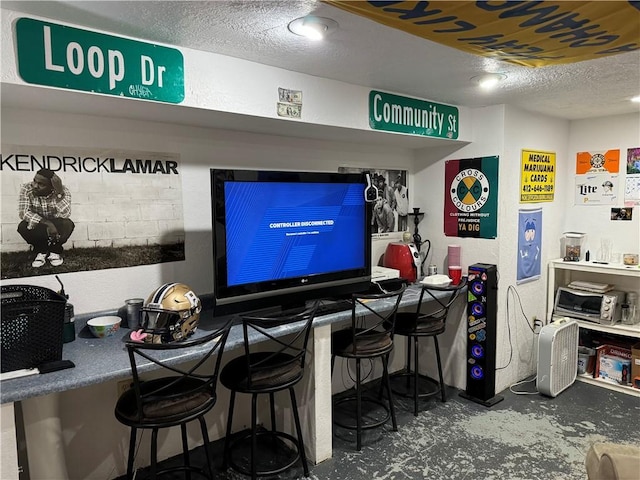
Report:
17,168,75,268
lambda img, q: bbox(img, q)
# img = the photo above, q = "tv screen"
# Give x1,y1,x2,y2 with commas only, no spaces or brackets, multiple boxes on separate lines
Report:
211,169,371,316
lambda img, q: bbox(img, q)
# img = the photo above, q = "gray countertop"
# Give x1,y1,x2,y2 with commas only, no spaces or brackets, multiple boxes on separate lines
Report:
1,284,438,404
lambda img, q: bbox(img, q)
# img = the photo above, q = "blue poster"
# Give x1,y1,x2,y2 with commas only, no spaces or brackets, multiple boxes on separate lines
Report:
517,208,542,284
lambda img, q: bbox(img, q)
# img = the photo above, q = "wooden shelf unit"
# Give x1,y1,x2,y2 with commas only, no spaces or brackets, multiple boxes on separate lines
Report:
547,259,640,397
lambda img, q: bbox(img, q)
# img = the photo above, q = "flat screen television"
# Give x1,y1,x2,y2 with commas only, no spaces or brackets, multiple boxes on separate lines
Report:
211,169,372,316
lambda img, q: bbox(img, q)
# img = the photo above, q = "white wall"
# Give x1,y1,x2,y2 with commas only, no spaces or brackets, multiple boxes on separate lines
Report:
412,105,576,394
1,107,415,314
500,105,571,389
564,114,640,256
412,105,505,392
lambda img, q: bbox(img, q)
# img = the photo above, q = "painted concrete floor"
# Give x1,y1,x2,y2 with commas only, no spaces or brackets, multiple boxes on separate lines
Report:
118,379,639,479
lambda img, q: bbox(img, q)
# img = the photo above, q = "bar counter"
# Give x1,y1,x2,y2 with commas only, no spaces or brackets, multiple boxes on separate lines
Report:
1,284,450,479
1,285,424,404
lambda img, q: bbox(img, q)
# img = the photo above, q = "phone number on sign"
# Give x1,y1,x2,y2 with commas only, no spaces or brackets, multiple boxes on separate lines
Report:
522,185,553,193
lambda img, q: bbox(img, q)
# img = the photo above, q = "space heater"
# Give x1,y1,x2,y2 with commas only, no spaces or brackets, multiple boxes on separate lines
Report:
536,318,579,397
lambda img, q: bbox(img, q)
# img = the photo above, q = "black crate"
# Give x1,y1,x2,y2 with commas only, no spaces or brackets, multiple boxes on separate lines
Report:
1,285,66,373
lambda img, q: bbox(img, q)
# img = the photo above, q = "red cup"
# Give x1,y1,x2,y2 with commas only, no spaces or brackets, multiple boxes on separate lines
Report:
448,266,462,285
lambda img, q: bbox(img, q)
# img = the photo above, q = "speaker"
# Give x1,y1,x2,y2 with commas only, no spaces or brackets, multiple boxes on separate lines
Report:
459,263,504,407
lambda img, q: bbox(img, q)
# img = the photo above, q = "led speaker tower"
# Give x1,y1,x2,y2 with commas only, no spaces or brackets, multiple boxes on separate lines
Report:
459,263,503,407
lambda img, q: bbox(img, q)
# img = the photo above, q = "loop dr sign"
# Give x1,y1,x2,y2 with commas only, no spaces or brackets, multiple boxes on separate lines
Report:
15,18,184,104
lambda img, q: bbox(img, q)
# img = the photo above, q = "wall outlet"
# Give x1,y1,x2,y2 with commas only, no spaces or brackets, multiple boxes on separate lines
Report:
117,379,132,396
533,316,543,333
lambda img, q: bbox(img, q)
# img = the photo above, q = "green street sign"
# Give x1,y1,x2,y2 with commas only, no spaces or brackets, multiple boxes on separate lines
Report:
369,90,459,139
15,18,184,104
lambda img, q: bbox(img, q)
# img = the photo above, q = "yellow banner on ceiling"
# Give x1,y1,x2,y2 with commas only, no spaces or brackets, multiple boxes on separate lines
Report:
324,1,640,67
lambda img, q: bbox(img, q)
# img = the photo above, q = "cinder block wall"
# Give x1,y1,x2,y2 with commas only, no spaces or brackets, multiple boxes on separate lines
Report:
1,169,184,253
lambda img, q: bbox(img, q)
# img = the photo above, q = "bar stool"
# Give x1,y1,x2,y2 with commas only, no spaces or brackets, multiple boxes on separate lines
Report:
220,302,318,480
331,286,406,450
114,321,232,480
392,277,467,416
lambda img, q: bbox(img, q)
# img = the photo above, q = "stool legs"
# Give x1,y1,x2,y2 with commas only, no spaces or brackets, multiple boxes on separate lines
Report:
341,354,395,451
150,428,158,479
198,416,214,479
434,336,446,402
382,353,397,431
222,390,236,470
406,336,412,390
251,393,258,480
413,335,420,416
269,392,276,433
126,427,136,480
180,423,191,480
289,387,310,477
356,357,362,450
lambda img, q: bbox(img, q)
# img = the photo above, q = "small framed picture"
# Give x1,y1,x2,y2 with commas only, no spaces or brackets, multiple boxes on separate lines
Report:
610,207,633,220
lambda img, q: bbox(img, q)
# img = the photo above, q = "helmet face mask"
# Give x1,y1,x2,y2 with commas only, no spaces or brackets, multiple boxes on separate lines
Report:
139,283,201,343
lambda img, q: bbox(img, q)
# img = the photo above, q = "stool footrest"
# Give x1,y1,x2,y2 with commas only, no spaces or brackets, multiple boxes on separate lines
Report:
333,395,391,431
226,428,301,477
157,464,211,479
390,371,441,399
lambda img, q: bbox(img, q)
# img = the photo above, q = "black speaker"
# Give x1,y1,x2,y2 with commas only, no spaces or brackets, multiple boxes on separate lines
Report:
459,263,504,407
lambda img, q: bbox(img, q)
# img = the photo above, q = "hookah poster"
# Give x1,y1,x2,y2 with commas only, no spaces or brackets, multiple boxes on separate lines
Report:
338,166,408,234
517,208,542,284
444,156,499,239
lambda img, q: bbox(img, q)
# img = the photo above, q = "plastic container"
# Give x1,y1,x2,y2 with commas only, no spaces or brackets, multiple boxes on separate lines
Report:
577,346,596,375
623,292,638,325
562,232,586,261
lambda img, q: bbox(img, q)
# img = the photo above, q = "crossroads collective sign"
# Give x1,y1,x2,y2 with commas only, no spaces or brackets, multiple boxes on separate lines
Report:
444,156,499,239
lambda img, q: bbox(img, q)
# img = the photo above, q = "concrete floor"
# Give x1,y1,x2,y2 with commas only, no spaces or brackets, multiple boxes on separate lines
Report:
118,379,639,480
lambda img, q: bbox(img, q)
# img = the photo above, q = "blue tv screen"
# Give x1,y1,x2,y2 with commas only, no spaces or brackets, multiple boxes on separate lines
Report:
211,169,371,316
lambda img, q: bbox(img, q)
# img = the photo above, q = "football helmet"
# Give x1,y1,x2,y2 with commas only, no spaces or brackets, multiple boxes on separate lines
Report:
139,283,201,343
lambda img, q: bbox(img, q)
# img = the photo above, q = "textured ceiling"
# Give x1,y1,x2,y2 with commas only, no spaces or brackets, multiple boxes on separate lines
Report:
3,0,640,121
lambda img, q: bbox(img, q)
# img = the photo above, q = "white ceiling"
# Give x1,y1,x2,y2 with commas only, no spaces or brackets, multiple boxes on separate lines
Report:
3,0,640,121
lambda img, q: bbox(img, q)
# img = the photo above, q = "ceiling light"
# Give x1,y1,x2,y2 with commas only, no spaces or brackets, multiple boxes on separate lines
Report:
288,16,338,41
472,73,506,90
631,95,640,103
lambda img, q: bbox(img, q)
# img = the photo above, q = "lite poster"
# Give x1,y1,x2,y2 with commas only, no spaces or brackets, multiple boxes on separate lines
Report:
0,145,185,279
444,156,498,239
574,150,620,205
517,208,542,284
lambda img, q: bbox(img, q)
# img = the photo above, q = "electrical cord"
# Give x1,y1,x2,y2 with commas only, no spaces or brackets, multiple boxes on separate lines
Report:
497,284,537,370
509,374,539,395
339,313,375,390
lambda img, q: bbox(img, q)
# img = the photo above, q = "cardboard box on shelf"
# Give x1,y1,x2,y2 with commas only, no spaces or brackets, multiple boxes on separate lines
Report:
632,342,640,389
595,344,632,385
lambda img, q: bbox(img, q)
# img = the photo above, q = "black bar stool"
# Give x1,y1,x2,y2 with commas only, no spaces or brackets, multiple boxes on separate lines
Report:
114,322,232,480
331,286,406,450
392,277,467,416
220,302,319,480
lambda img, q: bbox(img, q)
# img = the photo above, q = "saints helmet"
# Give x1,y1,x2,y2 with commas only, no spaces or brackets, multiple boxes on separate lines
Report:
140,283,201,343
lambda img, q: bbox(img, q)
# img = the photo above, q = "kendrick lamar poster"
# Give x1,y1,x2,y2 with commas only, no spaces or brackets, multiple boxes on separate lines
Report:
0,145,185,279
444,156,499,239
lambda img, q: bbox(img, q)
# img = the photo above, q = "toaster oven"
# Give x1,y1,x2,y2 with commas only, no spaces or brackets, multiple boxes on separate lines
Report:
553,287,624,325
